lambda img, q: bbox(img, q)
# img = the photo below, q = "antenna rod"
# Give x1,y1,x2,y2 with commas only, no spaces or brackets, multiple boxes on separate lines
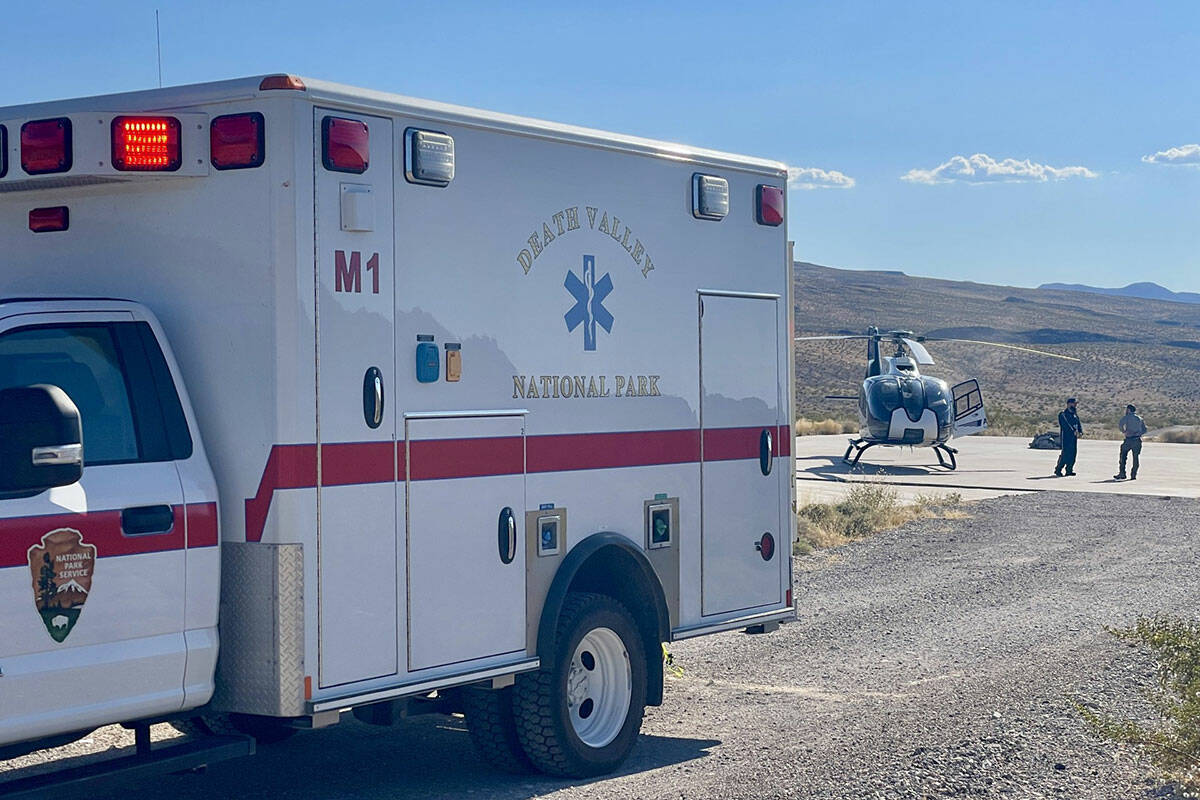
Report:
155,10,163,88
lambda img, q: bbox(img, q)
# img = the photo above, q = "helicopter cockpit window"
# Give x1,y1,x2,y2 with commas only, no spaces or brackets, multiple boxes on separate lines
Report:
865,377,902,420
924,379,950,409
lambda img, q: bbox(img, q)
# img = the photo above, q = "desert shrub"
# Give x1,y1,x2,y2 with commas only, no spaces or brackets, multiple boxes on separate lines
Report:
1160,429,1200,444
914,492,964,512
794,486,966,553
795,417,857,436
1080,616,1200,792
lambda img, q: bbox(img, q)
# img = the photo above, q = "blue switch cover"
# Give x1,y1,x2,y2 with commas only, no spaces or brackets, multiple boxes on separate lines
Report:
416,335,439,383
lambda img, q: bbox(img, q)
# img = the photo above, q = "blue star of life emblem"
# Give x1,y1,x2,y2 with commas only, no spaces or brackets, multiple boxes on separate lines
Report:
564,255,614,351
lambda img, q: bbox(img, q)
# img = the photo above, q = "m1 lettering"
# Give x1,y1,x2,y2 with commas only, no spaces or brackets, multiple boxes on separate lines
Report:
334,251,381,294
366,252,380,294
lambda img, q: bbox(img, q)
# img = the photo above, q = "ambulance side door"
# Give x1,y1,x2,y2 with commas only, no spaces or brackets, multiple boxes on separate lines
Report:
0,313,189,746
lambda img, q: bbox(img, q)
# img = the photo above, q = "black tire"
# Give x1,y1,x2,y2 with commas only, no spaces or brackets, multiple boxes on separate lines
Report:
461,686,535,774
514,592,647,777
170,713,296,745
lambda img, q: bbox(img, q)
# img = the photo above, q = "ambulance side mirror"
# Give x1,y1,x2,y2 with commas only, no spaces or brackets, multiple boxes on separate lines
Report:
0,384,84,494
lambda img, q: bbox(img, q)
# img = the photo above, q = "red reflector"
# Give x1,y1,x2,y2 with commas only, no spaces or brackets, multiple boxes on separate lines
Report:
0,125,7,178
29,206,69,233
259,74,306,91
758,532,776,561
111,116,181,172
21,118,72,175
322,117,369,174
756,184,785,227
786,588,792,607
211,113,265,170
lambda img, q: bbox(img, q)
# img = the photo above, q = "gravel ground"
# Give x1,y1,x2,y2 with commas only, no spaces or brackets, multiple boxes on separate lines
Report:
3,491,1197,799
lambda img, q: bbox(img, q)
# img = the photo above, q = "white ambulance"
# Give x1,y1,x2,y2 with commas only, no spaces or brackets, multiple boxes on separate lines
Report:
0,74,794,784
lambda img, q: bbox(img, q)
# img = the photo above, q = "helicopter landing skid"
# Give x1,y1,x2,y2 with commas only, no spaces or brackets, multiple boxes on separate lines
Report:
933,443,958,470
843,439,959,471
842,439,876,468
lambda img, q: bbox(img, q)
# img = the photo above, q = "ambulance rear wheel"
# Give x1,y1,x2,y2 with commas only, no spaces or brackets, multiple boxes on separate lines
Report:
514,592,646,777
461,686,535,773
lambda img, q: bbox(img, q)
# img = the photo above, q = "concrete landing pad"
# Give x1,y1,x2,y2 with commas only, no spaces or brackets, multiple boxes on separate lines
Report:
795,434,1200,498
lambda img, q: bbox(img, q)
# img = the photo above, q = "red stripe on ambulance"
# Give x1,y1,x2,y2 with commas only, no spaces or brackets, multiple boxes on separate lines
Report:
244,425,792,542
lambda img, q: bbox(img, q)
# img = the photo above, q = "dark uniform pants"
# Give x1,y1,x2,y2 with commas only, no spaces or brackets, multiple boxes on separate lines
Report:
1060,434,1080,472
1056,437,1078,473
1119,437,1141,478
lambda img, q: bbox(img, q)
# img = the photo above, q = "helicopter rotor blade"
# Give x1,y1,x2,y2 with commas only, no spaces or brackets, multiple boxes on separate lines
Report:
900,338,936,365
920,337,1081,361
824,395,859,400
794,335,875,341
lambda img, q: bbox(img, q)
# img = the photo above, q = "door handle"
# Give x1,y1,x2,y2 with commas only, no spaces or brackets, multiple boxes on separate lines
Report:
363,367,384,429
497,507,516,565
759,428,774,476
122,505,175,536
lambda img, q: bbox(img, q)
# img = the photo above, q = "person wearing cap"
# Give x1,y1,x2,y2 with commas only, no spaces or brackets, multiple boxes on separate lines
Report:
1114,404,1147,480
1055,397,1084,477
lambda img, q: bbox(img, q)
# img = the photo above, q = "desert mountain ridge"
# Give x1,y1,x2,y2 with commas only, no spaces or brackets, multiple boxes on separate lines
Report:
1037,281,1200,305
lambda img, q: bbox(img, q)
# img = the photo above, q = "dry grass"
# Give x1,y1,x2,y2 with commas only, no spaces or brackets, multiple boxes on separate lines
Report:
794,484,967,554
1159,429,1200,444
795,417,859,436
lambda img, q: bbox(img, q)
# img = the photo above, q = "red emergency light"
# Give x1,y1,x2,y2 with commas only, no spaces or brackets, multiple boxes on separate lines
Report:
29,206,69,233
210,113,265,170
756,184,784,227
322,117,369,174
111,116,182,172
21,118,72,175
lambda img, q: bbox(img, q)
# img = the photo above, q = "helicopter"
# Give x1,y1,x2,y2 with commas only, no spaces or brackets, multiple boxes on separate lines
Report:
796,327,1079,470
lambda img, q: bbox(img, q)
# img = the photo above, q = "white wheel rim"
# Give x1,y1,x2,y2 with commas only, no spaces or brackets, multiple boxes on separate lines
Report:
566,626,632,748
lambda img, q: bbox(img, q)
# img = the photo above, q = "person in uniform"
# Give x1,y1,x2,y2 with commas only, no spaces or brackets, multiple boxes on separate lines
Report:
1055,397,1084,476
1114,404,1147,480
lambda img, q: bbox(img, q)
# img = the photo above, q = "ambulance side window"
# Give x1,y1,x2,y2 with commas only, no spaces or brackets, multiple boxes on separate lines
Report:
0,322,191,466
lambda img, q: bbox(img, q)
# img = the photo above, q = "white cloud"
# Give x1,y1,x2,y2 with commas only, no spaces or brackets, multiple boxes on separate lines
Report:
788,166,856,190
1141,144,1200,166
900,153,1099,185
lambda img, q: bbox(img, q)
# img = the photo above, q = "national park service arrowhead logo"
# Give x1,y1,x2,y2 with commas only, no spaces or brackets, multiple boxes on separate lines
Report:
28,529,96,643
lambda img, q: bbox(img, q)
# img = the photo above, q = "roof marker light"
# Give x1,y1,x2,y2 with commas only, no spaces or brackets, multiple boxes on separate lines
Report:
756,184,784,226
211,113,265,170
29,206,69,233
112,116,182,172
21,118,72,175
259,74,306,91
322,117,369,174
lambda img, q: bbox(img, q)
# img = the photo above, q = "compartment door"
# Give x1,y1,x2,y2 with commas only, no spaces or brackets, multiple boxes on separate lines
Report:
315,109,398,688
699,293,784,616
405,413,526,671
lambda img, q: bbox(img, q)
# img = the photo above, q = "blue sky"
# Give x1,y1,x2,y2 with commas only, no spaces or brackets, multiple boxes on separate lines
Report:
3,1,1197,291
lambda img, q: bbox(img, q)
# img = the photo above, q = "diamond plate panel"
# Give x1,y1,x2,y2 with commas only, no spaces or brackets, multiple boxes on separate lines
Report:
210,543,306,716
